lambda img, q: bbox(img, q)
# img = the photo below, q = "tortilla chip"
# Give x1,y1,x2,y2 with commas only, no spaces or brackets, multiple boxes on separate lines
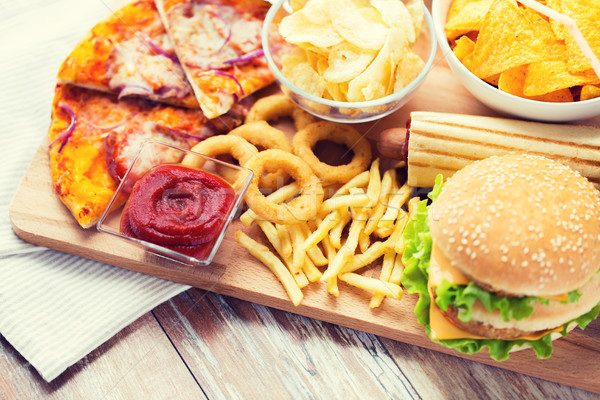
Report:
581,85,600,101
470,0,548,79
453,35,476,61
524,59,599,96
445,0,494,41
499,65,573,102
558,0,600,73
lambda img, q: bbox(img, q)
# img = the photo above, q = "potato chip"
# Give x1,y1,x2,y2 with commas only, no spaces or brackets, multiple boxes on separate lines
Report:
328,0,388,51
470,0,550,79
347,28,407,101
393,52,425,92
289,0,309,12
279,0,426,102
371,0,416,43
405,0,425,39
285,61,327,97
452,35,475,61
279,0,342,48
323,42,376,83
581,85,600,101
445,0,494,41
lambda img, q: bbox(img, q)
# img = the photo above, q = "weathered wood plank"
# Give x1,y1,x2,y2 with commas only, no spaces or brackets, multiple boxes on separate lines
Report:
154,290,600,400
0,312,204,400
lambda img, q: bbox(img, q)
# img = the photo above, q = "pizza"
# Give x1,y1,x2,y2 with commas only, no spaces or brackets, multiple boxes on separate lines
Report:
155,0,277,118
50,0,279,228
48,84,250,228
57,0,198,108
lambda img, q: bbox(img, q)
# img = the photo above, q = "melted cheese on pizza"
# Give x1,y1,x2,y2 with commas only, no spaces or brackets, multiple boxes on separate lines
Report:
48,84,220,229
156,0,276,118
57,0,197,108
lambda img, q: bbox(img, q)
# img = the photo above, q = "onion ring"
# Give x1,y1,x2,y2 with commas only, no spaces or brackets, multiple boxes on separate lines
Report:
181,135,258,182
245,94,317,131
182,135,258,171
244,149,324,224
228,121,292,191
292,121,372,184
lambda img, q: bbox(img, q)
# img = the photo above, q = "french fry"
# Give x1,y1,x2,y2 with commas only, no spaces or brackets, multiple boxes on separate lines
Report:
339,272,403,299
287,224,306,273
329,207,351,248
320,235,339,296
321,192,370,213
340,241,388,273
392,212,410,254
383,210,409,249
407,196,420,219
369,251,396,308
389,252,405,286
256,220,281,251
303,210,339,251
239,182,300,226
303,256,322,282
235,231,303,306
358,230,370,253
300,223,328,266
258,220,309,288
378,183,412,228
365,158,381,207
332,170,370,197
276,223,293,258
321,209,367,281
365,169,394,234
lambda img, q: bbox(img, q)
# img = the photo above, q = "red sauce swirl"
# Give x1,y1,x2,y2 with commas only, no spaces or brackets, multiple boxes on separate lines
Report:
121,164,235,259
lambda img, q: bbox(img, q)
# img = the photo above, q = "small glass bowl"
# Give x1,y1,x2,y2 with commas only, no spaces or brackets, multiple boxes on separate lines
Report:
432,0,600,122
97,139,254,266
262,0,437,123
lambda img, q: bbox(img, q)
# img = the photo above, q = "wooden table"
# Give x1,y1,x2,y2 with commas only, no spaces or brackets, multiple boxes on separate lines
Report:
0,287,598,399
4,3,600,398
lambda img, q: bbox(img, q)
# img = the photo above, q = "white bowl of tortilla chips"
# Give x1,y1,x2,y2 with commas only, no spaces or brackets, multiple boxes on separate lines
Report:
432,0,600,122
262,0,436,123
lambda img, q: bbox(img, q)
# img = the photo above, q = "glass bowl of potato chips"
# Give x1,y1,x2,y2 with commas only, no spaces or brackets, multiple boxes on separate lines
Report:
432,0,600,122
262,0,437,123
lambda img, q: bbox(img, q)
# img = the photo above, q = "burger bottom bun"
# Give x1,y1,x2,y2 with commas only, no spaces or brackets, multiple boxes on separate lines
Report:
451,272,600,337
505,324,577,354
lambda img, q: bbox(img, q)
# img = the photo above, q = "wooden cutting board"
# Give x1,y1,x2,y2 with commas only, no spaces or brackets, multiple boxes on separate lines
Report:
9,62,600,394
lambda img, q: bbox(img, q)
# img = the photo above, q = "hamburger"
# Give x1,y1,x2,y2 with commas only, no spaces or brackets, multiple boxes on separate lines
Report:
401,153,600,360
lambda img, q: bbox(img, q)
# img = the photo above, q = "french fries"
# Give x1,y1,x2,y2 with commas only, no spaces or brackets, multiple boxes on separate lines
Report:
235,231,304,306
236,158,416,307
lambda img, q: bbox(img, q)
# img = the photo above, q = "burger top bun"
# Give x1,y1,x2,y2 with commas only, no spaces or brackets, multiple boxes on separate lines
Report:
428,153,600,297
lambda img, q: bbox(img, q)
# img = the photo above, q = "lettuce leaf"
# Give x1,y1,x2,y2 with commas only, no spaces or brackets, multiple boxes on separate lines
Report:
435,280,547,322
399,175,600,361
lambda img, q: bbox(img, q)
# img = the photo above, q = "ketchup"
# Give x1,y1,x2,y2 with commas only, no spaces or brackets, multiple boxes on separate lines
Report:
120,164,235,259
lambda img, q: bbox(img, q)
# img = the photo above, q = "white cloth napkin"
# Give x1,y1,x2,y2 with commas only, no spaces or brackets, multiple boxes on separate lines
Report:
0,0,190,381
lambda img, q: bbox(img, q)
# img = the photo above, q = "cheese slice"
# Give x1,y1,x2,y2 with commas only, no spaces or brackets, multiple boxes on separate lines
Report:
428,244,470,287
428,244,564,341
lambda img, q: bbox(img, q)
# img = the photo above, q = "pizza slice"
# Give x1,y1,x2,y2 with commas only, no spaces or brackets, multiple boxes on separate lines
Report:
155,0,277,118
57,0,198,108
48,84,250,228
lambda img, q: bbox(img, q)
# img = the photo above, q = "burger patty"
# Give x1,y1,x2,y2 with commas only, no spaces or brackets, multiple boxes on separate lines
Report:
433,291,539,340
443,304,532,339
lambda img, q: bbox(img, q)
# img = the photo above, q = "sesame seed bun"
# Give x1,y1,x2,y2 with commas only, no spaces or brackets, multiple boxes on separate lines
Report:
428,153,600,298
